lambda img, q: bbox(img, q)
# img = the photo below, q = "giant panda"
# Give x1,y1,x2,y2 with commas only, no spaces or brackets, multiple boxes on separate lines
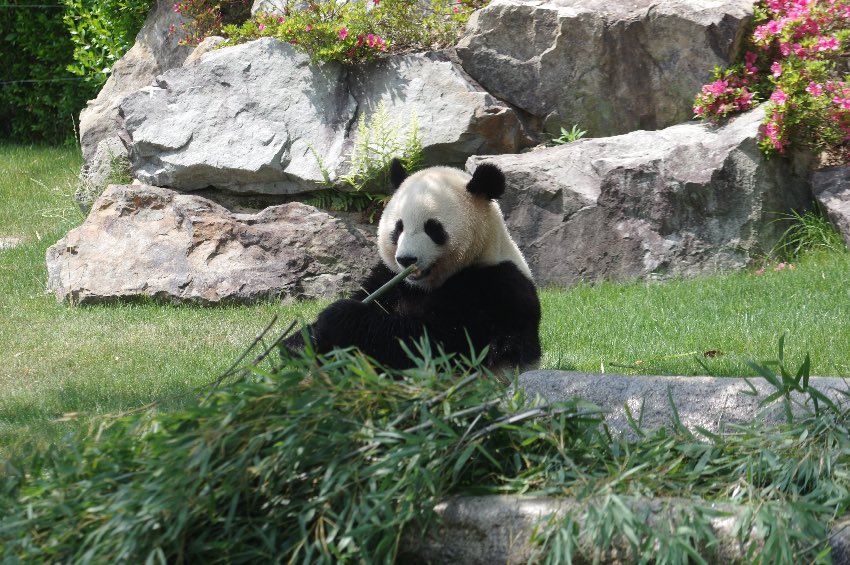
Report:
286,159,541,373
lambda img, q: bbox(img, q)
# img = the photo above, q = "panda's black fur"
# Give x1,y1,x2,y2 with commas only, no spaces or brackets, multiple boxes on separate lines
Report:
287,160,541,372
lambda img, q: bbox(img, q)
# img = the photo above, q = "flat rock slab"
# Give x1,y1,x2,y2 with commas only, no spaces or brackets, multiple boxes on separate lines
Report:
519,371,849,436
468,108,813,286
46,184,376,304
457,0,753,136
402,495,745,564
402,494,850,564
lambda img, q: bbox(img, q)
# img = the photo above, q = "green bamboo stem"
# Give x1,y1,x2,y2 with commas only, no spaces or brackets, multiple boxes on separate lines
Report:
362,264,417,304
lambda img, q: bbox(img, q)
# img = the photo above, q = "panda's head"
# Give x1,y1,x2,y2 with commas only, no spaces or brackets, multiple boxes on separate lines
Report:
377,159,530,290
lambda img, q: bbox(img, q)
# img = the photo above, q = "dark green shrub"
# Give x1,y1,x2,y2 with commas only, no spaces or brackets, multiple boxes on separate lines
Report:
0,0,153,143
63,0,155,85
0,1,97,143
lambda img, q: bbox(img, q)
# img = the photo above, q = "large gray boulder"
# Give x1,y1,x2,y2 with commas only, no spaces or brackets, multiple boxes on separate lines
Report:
120,38,528,195
456,0,753,137
348,52,529,166
468,108,813,286
78,0,192,162
46,184,376,304
121,38,355,194
812,166,850,249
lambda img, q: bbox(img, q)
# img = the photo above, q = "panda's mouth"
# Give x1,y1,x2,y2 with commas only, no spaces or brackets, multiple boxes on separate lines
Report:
406,264,433,282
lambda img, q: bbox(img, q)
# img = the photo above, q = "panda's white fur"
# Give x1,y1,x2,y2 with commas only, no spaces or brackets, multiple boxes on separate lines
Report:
377,166,532,290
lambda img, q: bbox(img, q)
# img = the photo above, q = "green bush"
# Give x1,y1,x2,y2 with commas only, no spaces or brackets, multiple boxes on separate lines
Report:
0,2,97,143
63,0,154,85
0,0,152,143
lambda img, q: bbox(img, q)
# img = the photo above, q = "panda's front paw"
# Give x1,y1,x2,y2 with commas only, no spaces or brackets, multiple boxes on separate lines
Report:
318,299,367,322
313,299,369,351
283,330,307,350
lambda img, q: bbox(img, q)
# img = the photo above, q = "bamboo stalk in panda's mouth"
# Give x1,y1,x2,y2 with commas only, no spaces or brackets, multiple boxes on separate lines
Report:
362,264,418,305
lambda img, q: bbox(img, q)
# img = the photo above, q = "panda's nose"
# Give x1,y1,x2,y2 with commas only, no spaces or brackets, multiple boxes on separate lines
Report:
396,255,418,268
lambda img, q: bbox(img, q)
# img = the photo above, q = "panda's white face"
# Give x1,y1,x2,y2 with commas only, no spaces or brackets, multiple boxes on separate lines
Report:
377,165,514,290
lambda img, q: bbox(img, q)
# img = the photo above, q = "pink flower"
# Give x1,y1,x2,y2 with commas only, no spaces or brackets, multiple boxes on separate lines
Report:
745,51,758,66
817,35,840,52
770,89,788,104
833,97,850,110
806,82,824,96
736,89,754,109
338,27,348,40
305,25,312,32
771,61,782,78
708,79,728,97
258,23,265,31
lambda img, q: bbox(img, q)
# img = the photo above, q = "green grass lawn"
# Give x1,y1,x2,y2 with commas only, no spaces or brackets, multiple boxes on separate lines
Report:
540,251,850,377
1,143,849,454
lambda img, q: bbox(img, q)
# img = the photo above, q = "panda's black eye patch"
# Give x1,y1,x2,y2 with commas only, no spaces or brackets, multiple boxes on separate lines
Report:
424,219,448,245
390,219,403,245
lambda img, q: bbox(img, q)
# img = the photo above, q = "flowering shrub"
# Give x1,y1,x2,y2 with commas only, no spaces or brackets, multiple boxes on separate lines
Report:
694,0,850,160
172,0,487,62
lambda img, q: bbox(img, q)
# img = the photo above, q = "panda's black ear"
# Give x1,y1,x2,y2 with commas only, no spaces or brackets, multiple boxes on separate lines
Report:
466,163,505,200
389,158,408,191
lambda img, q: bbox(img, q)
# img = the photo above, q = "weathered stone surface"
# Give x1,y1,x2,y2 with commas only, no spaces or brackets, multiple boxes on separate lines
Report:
456,0,753,137
120,38,527,194
121,38,355,194
46,184,376,304
348,52,530,166
812,166,850,249
401,495,749,564
78,0,192,162
518,372,849,437
467,108,813,286
75,136,130,214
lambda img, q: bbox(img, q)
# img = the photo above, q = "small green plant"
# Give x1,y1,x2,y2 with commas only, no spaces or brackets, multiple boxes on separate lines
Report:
74,148,133,213
210,0,487,63
305,101,424,220
551,124,587,145
341,101,423,192
745,334,836,421
772,207,847,260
